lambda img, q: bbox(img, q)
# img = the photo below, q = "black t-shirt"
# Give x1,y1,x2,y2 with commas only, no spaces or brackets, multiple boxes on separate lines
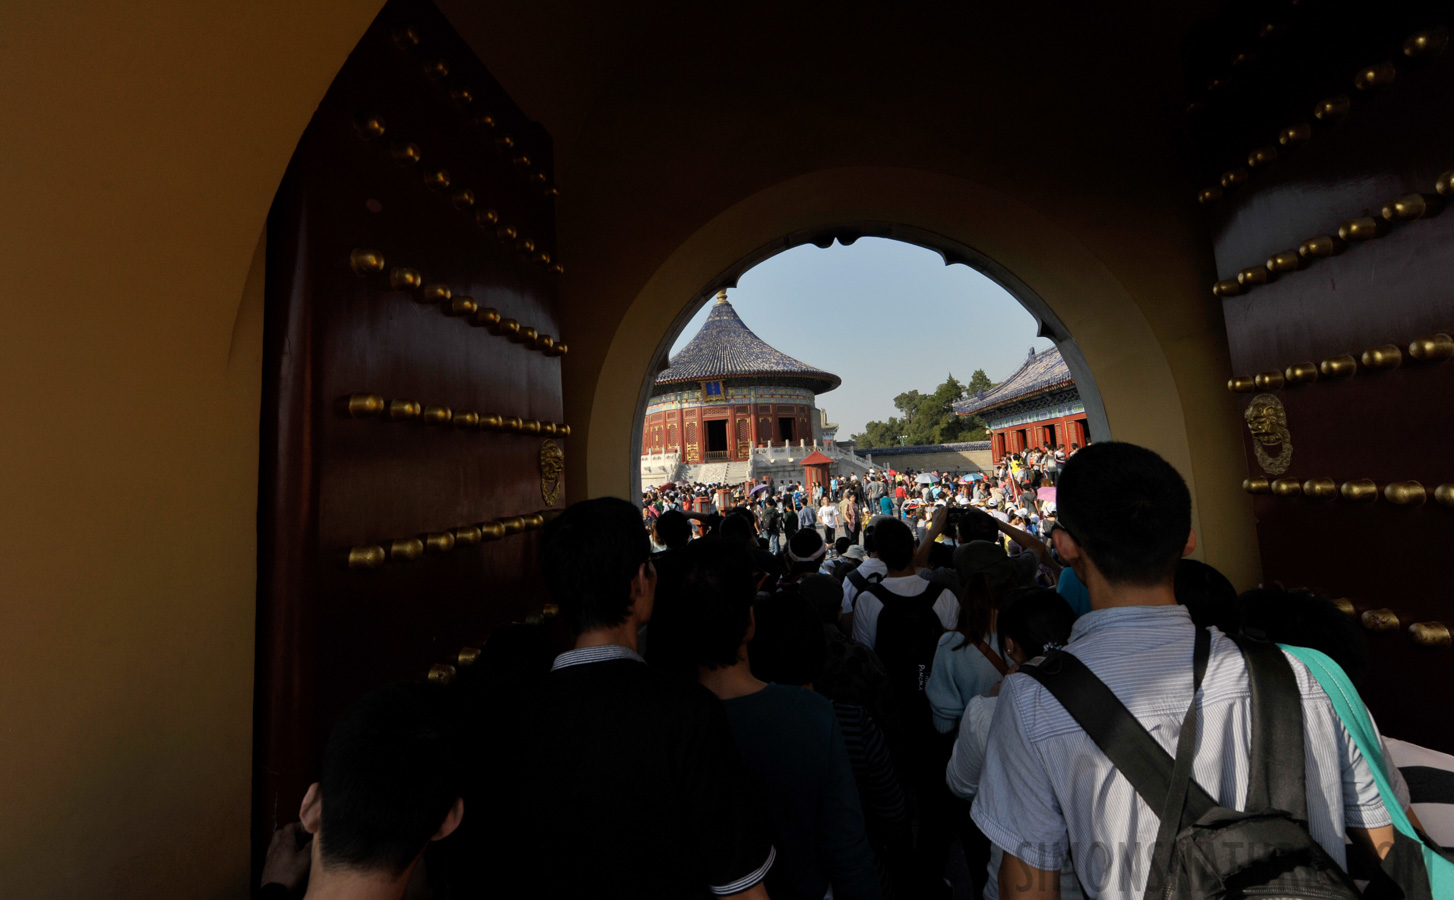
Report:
498,657,773,898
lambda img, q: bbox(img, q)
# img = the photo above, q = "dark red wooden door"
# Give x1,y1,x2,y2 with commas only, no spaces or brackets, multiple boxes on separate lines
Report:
253,0,566,866
1188,2,1453,750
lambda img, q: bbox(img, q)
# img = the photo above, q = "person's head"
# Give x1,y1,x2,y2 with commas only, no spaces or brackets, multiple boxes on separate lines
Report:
1174,559,1238,633
1236,587,1367,685
1052,442,1192,588
718,511,758,548
541,497,655,635
786,527,827,577
952,540,1017,642
302,683,464,880
873,517,916,572
797,573,845,625
834,536,852,557
926,541,954,571
653,509,691,550
678,539,757,671
749,592,827,686
766,497,777,508
995,587,1076,664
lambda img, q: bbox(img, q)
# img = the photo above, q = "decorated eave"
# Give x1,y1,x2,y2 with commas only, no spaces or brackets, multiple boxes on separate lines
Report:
653,291,841,397
954,346,1074,417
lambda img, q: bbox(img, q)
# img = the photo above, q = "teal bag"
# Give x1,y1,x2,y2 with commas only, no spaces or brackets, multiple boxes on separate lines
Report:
1281,644,1454,898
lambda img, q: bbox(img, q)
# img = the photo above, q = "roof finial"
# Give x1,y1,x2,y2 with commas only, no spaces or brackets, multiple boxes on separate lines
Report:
715,288,729,305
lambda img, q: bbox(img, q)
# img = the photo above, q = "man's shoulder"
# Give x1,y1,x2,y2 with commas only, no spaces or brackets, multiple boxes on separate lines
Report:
541,659,720,714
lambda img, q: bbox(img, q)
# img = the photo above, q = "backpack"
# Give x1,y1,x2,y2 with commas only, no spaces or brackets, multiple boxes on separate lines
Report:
763,507,781,534
866,580,943,728
1023,628,1363,900
845,567,883,594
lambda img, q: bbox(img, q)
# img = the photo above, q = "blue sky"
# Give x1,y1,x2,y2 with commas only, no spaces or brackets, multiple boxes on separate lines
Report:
668,237,1054,438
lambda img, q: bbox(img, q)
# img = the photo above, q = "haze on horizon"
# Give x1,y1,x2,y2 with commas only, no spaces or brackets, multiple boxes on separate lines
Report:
667,238,1055,439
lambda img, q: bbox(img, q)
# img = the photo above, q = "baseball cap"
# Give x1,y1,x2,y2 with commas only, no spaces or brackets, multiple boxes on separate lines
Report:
987,498,1000,508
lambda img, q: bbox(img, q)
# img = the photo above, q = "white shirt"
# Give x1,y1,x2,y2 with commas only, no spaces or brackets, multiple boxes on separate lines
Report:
839,557,889,614
818,504,841,528
971,605,1390,898
849,575,960,649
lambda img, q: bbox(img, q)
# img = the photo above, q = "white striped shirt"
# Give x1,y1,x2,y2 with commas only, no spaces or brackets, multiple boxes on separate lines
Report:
971,604,1390,899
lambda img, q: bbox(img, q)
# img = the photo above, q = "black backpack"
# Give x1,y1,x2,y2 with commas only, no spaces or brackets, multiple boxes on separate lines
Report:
866,580,943,726
845,567,883,593
763,507,781,534
1023,628,1362,900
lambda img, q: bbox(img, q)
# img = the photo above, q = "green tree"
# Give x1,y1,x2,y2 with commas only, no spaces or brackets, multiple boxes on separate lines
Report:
851,372,991,448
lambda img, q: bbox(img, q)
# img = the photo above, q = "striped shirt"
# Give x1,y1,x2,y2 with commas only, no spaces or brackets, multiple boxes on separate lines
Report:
971,605,1390,899
1385,737,1454,850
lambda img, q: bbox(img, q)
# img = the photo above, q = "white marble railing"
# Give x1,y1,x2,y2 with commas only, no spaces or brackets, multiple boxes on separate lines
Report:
748,440,874,469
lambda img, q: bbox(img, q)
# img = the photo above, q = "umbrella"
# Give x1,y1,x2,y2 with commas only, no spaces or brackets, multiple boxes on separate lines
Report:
749,483,770,497
1037,486,1057,501
915,473,939,484
659,482,676,490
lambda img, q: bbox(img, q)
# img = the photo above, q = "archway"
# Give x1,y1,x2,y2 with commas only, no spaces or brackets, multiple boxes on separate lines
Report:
625,225,1111,494
581,166,1258,589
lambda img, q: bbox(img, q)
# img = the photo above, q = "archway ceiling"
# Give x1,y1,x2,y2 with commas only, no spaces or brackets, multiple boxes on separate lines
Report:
440,2,1222,184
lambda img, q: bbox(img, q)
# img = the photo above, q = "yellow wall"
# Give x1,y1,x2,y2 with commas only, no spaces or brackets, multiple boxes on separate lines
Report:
0,1,1258,895
0,3,379,895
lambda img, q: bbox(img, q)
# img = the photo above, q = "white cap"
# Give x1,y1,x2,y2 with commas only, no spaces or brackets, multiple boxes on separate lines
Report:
987,498,999,507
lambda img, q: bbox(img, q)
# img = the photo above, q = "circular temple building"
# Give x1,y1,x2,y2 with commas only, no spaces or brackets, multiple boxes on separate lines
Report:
642,290,843,482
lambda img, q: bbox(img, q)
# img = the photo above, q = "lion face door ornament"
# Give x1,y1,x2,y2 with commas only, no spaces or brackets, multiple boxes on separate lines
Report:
1244,393,1292,475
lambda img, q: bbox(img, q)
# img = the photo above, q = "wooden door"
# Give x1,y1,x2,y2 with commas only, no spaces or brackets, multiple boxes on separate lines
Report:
1188,2,1453,750
253,0,566,868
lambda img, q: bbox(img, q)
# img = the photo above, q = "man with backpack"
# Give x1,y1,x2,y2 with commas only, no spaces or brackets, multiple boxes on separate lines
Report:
849,516,963,897
762,498,783,555
972,442,1395,899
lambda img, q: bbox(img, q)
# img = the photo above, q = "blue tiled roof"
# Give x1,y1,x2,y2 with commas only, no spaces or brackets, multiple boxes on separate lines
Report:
656,294,841,394
954,346,1074,416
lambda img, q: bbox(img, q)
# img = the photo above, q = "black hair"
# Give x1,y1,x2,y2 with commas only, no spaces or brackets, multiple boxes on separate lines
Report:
1174,559,1238,633
1055,442,1191,585
318,683,462,876
1236,587,1367,686
874,517,915,570
748,593,826,686
653,509,691,549
834,536,853,556
678,539,757,670
863,523,878,555
540,497,651,635
786,528,825,576
718,512,757,547
796,573,845,625
956,507,1000,544
996,587,1076,662
927,541,954,570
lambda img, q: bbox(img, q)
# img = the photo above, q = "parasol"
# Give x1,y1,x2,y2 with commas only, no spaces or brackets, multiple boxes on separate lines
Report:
915,473,939,484
1037,486,1057,501
749,483,770,497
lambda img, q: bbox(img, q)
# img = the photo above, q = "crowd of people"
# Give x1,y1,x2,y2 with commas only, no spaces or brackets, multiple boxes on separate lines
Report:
258,441,1453,900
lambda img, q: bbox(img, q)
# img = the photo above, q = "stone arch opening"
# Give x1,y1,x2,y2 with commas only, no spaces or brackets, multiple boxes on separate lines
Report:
627,222,1111,495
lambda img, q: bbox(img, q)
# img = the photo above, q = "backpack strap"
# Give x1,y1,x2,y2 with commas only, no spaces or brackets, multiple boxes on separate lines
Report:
1147,625,1212,888
973,640,1010,676
863,578,936,608
1229,634,1308,819
1021,629,1218,820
